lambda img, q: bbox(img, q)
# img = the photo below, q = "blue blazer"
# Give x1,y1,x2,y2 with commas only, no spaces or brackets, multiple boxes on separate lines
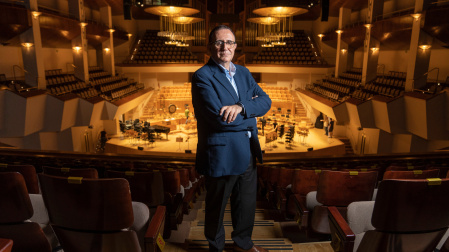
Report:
192,59,272,177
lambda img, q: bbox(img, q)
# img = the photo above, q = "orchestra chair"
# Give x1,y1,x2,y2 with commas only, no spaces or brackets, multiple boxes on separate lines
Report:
0,164,40,193
287,169,321,227
38,173,166,252
42,166,98,178
383,169,440,180
0,172,51,252
308,170,378,235
328,179,449,252
0,239,13,252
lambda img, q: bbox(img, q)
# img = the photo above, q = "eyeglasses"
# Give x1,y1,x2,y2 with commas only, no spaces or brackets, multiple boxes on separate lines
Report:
210,40,237,48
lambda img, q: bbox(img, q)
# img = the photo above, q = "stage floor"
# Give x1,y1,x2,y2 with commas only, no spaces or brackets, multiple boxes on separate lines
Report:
106,127,346,159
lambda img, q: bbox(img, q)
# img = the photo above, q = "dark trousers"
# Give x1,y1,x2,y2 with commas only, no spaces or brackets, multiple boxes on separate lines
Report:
204,154,257,252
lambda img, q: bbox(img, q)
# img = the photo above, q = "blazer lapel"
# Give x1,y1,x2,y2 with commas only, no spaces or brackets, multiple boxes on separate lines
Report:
208,60,239,102
233,67,247,100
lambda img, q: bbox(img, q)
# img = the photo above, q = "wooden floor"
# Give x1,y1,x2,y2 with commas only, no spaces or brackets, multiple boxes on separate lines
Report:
163,193,333,252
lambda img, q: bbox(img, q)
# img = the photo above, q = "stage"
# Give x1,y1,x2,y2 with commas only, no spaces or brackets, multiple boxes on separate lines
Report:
105,127,346,161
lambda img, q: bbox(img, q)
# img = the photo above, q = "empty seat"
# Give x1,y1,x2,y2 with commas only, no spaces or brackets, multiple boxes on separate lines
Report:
0,164,40,194
0,172,51,252
383,169,440,180
308,170,378,234
43,166,98,178
38,173,166,252
329,179,449,252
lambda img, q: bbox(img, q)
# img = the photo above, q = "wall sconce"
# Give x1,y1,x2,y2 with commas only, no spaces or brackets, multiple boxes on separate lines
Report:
341,49,347,53
370,47,379,52
21,42,34,48
104,47,110,52
31,11,42,19
79,22,88,28
318,34,324,40
419,45,431,50
73,46,82,52
127,33,132,39
364,24,372,29
411,13,421,21
335,30,343,34
107,29,115,33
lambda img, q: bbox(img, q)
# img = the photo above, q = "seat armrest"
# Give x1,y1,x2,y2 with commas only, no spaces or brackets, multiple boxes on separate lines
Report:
0,238,13,252
145,205,166,252
328,206,355,252
276,186,287,211
292,194,309,228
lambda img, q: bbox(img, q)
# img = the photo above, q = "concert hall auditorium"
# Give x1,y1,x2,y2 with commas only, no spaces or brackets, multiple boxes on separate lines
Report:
1,0,449,251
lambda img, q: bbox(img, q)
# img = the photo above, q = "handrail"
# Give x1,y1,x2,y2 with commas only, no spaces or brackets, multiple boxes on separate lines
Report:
413,67,439,90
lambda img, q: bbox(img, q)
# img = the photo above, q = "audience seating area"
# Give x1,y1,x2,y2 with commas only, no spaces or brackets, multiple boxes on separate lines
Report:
259,84,293,101
252,31,324,65
123,31,199,64
158,83,192,100
41,67,145,101
1,148,449,251
308,69,412,102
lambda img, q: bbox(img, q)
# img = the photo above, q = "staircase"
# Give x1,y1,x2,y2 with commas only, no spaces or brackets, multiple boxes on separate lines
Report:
339,138,355,155
291,91,310,123
163,191,333,251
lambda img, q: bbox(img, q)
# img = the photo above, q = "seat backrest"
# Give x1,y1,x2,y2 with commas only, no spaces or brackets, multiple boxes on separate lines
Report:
383,169,440,180
277,167,295,188
372,179,449,232
291,169,321,196
160,169,181,196
0,164,40,193
0,172,33,224
106,170,165,208
43,166,98,178
0,172,51,252
38,173,134,231
316,170,377,206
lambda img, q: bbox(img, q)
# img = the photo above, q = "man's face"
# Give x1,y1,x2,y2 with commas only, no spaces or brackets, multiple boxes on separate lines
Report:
209,29,237,66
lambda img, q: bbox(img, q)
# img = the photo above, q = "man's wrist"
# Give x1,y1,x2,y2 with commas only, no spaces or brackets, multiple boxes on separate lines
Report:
236,102,245,115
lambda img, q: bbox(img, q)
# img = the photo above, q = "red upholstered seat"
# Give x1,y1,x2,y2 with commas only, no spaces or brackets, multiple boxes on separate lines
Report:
42,166,98,178
383,169,440,180
0,164,40,194
38,173,165,252
0,172,51,252
310,170,377,234
329,179,449,252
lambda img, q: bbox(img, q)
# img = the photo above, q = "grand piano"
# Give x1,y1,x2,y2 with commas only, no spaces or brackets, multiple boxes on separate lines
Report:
149,125,171,140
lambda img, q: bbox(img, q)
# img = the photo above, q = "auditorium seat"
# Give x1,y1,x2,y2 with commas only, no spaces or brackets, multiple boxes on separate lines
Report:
329,179,449,252
382,169,440,180
0,164,40,194
287,169,322,226
38,173,166,252
42,166,98,178
306,170,378,234
0,172,51,252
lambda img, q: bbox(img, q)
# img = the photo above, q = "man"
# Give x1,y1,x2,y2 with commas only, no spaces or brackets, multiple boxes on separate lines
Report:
191,25,271,252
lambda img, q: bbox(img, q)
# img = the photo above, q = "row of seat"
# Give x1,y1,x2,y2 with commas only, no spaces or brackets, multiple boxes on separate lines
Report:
317,81,351,95
0,162,204,251
46,75,77,86
257,161,449,251
307,85,340,101
327,76,360,88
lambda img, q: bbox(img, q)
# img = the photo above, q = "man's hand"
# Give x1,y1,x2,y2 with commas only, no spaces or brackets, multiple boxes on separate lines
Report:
219,104,243,123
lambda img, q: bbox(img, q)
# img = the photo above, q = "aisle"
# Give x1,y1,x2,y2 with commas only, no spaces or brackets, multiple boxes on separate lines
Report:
162,192,333,252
